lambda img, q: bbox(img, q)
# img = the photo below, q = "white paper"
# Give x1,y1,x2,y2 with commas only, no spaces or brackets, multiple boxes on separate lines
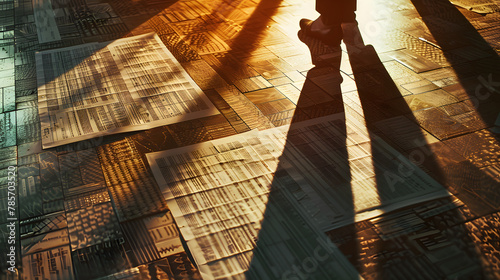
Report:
36,33,218,148
147,113,451,279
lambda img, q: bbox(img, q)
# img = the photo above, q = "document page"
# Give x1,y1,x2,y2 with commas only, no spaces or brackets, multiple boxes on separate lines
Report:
36,33,218,148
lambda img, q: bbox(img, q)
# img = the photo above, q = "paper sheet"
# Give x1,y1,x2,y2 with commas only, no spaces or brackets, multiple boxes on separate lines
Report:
147,114,451,279
35,33,218,148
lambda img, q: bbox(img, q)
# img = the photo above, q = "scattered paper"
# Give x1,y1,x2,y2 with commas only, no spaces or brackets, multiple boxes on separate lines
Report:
36,33,218,148
147,114,451,279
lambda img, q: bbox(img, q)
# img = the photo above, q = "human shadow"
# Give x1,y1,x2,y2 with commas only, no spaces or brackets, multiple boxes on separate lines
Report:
340,21,493,279
244,43,363,279
245,19,493,279
408,0,500,216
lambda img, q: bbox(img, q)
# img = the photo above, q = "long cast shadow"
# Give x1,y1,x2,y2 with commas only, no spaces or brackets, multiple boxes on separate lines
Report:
340,21,491,279
246,18,493,279
244,45,363,279
408,0,500,214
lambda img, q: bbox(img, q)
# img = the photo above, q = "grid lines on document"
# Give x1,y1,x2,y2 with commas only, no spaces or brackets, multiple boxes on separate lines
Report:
36,33,215,148
281,117,448,217
38,43,131,143
281,120,370,217
40,45,124,111
150,124,362,279
112,39,210,121
155,138,276,276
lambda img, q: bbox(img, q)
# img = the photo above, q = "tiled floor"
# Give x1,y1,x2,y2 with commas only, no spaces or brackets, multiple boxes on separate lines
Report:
1,0,500,279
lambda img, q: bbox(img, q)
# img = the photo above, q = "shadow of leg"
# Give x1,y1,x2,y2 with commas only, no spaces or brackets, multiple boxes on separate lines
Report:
340,22,493,279
246,36,361,280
